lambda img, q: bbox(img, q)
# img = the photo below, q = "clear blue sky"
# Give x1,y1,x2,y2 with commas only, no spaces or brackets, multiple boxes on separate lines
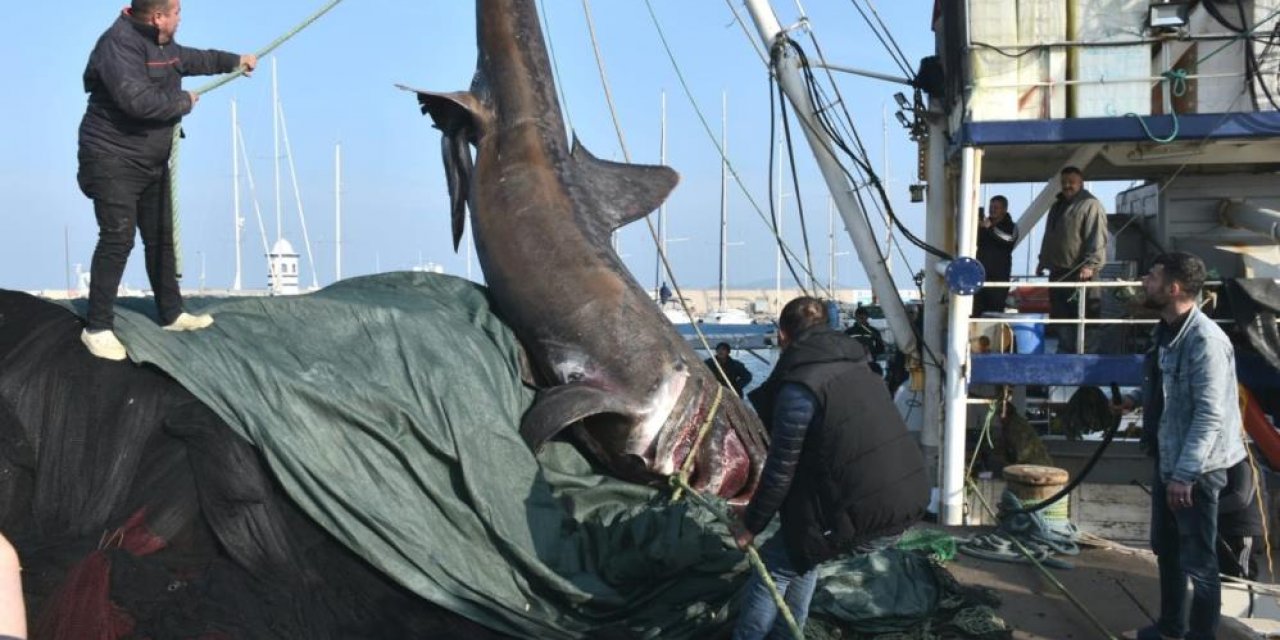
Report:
1,0,1060,294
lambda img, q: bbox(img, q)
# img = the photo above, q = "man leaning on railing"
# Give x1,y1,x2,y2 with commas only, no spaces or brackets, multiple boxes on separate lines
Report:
1037,166,1108,354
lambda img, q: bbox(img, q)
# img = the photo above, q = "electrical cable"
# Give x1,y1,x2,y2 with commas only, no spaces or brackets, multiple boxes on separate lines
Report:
778,90,820,288
767,82,814,296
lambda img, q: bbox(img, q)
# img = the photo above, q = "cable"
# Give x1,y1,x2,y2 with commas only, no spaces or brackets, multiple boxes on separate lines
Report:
167,0,347,276
763,28,946,369
539,0,575,130
778,90,819,289
775,37,950,262
768,84,814,296
643,0,835,298
845,0,914,79
859,0,916,81
783,11,927,294
724,0,769,67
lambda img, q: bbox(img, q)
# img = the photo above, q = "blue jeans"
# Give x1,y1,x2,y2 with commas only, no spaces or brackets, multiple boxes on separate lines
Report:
733,534,898,640
732,535,818,640
1151,468,1227,640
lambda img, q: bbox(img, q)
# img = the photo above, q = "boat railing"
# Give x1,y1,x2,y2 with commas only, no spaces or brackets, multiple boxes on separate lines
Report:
962,279,1256,357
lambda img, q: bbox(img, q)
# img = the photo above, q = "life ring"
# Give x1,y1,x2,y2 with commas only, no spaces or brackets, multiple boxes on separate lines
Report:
1241,385,1280,469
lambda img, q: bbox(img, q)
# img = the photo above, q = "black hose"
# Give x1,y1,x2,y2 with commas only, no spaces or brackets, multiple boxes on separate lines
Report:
1006,382,1125,515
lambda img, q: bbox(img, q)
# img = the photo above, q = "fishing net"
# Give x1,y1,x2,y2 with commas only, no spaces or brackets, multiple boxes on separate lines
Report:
1,273,1004,638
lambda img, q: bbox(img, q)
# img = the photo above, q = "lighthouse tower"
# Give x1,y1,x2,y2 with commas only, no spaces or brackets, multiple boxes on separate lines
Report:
267,237,300,295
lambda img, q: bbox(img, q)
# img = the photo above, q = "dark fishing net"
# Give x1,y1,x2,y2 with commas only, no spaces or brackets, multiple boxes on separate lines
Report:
0,290,508,639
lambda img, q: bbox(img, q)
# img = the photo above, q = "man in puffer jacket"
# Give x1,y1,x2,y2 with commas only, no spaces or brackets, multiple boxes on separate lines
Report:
731,297,928,639
78,0,257,361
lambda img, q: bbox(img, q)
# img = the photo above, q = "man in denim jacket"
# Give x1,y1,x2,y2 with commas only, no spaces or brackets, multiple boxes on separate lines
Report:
1120,252,1246,640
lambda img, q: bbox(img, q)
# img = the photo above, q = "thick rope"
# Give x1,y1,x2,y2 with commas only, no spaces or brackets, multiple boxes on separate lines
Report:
669,384,725,502
168,0,346,276
966,479,1118,640
671,475,804,640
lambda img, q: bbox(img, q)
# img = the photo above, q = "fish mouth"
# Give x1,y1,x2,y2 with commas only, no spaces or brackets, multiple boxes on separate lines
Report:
661,378,762,504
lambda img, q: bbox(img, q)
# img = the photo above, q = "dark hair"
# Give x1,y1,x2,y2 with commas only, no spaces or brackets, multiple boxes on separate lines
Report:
779,297,828,336
1152,252,1207,298
714,342,731,352
132,0,173,17
1060,166,1084,178
854,306,869,317
989,195,1008,208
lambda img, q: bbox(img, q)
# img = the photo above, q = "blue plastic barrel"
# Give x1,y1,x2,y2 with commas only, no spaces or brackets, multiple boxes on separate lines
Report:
1007,313,1047,354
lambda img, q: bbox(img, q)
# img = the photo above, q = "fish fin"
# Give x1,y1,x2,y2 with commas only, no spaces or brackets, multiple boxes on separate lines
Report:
399,85,484,251
571,136,679,231
519,384,628,453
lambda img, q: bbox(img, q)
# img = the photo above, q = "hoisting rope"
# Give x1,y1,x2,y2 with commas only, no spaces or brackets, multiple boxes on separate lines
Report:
669,384,725,503
670,474,805,640
578,9,803,634
578,0,731,385
168,0,347,276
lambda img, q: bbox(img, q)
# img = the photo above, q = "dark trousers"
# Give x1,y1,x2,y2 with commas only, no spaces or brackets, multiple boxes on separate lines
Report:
1048,268,1085,354
78,156,184,331
1151,469,1227,640
1219,534,1256,579
972,286,1009,317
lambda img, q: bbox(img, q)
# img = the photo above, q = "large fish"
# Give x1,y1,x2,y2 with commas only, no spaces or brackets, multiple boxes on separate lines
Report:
401,0,767,501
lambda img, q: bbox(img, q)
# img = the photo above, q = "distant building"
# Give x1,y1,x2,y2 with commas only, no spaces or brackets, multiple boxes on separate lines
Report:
268,238,300,295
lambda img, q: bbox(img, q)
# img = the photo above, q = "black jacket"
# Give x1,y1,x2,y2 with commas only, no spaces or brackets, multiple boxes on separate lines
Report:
843,321,886,358
976,215,1017,281
79,12,240,168
704,355,753,397
746,329,928,572
1219,458,1263,537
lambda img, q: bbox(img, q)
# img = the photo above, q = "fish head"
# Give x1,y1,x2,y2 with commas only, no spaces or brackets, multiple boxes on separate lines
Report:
546,367,766,504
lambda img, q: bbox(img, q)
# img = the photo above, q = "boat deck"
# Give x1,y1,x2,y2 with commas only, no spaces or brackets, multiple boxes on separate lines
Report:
942,525,1272,639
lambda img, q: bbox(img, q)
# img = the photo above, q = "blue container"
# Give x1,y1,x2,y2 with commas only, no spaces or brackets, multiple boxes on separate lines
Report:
1007,313,1047,354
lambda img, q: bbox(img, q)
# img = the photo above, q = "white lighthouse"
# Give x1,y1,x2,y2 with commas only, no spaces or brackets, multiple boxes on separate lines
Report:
267,237,300,295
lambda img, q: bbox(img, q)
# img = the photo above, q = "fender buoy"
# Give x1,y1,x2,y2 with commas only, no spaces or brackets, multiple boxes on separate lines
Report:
1241,386,1280,469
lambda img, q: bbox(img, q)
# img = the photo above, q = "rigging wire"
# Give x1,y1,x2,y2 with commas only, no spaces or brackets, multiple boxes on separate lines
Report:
724,0,769,67
777,91,819,288
845,0,915,78
857,0,917,80
775,36,950,262
539,0,576,130
763,30,947,368
641,0,835,299
767,92,813,296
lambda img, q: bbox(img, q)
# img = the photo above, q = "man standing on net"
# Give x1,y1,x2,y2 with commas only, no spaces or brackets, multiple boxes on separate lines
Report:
78,0,257,360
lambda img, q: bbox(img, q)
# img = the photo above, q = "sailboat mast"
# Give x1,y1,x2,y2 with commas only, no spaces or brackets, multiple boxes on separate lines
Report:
272,57,281,244
828,196,836,292
335,142,342,283
655,91,667,295
719,91,728,311
232,98,242,291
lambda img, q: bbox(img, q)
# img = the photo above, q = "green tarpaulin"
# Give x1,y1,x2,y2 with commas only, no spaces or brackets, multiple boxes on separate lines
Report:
101,272,1001,639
